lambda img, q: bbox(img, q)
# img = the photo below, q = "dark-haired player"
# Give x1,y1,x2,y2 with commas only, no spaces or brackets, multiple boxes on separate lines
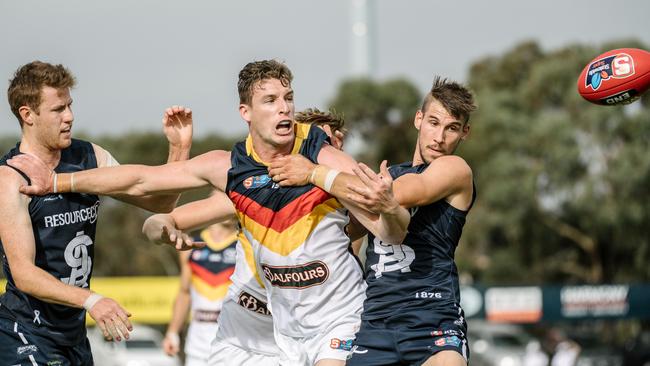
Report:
269,76,477,366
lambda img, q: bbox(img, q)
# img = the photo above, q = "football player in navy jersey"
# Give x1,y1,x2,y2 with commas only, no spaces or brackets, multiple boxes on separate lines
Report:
0,61,193,365
9,60,409,366
267,76,477,366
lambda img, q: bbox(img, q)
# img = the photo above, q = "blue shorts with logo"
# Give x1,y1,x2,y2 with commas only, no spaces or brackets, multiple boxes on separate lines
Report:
0,315,93,366
347,308,469,366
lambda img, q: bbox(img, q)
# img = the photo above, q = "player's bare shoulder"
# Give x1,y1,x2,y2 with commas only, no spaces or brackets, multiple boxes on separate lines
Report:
0,165,31,204
191,150,232,190
426,155,472,181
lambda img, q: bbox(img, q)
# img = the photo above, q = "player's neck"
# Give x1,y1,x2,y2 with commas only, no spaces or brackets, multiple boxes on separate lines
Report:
249,136,294,164
19,136,62,169
412,145,425,166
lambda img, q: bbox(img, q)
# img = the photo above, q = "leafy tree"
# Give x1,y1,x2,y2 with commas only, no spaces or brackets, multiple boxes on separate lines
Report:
328,39,650,285
328,77,421,166
462,39,650,284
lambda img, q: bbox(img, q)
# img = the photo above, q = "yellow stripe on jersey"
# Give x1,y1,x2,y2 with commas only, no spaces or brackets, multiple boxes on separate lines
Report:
237,198,340,256
238,232,266,289
200,230,238,251
191,276,231,301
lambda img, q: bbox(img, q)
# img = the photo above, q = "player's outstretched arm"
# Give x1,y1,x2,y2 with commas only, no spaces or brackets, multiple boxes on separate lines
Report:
143,191,236,250
0,167,133,342
7,150,230,210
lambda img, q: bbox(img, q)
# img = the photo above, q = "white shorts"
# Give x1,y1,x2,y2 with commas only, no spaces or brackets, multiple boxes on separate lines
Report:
208,339,279,366
186,353,210,366
275,315,360,366
185,319,219,361
209,285,279,363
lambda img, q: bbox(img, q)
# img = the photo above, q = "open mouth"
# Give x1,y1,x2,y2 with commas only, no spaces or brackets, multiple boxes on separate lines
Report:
276,120,293,134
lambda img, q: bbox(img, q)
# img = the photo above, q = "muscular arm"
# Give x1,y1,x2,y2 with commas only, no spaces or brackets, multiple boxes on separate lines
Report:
272,153,473,211
0,168,92,308
142,192,236,250
162,251,192,356
10,150,232,206
92,143,191,212
0,167,132,341
392,155,473,210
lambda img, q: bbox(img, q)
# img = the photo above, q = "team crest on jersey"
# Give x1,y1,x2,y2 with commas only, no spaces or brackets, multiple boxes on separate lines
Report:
243,174,272,189
261,261,329,289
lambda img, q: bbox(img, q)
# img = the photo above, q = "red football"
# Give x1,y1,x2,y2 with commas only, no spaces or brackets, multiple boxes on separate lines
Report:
577,48,650,105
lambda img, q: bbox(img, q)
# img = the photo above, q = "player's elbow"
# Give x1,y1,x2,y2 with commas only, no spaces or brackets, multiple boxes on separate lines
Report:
12,270,37,295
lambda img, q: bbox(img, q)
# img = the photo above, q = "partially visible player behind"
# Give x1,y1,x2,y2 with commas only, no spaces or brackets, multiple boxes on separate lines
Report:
161,217,239,366
144,108,352,366
0,61,192,365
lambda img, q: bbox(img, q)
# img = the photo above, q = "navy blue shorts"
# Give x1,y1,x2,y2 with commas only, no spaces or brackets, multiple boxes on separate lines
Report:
347,309,470,366
0,316,93,366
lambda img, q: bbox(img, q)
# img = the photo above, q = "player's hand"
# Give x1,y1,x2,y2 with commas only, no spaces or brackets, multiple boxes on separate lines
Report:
162,105,193,150
87,297,133,342
162,331,181,356
142,214,205,251
346,161,400,215
6,154,55,196
160,225,206,251
269,155,316,187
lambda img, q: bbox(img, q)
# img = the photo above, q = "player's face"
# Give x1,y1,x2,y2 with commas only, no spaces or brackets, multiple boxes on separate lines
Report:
414,99,469,164
32,86,74,150
240,78,295,151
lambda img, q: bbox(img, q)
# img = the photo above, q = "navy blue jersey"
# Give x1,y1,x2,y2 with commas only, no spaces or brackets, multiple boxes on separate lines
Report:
0,139,100,346
361,161,475,320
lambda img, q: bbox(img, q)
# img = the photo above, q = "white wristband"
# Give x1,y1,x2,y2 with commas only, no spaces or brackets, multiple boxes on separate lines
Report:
70,173,75,192
52,174,58,194
323,169,340,193
83,293,104,311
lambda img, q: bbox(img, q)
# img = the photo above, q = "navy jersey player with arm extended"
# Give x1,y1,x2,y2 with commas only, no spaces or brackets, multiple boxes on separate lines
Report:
0,61,192,365
269,76,477,366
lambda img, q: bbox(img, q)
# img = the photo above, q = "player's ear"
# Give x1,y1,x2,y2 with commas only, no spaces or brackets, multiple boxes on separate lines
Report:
239,103,251,125
19,105,35,127
462,122,471,139
414,110,423,130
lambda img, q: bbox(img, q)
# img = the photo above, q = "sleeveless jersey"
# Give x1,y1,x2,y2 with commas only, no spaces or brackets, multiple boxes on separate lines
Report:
0,139,100,346
226,123,366,337
362,161,475,320
188,229,237,314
